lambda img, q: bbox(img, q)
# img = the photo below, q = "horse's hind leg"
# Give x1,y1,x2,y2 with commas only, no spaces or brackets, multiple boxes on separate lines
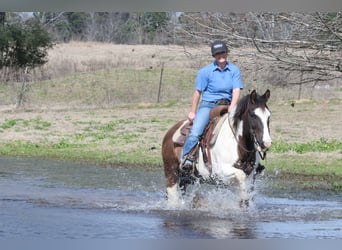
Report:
162,120,188,207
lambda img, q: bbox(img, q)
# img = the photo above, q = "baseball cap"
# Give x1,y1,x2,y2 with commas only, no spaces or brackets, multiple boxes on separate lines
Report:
211,40,228,56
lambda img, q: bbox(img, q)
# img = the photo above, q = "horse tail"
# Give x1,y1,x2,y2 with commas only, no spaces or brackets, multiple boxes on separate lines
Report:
162,120,185,188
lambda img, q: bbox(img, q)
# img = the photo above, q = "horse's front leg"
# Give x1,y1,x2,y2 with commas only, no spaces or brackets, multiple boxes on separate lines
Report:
234,170,249,208
165,157,187,207
166,183,182,207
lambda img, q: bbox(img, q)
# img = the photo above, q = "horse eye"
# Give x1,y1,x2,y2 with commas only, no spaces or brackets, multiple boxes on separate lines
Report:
250,112,257,118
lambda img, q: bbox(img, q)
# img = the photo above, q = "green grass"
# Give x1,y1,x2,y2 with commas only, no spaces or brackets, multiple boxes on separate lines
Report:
0,140,162,167
265,153,342,176
0,119,20,129
1,136,341,173
270,138,342,154
264,138,342,181
262,153,342,191
0,117,51,130
0,140,109,163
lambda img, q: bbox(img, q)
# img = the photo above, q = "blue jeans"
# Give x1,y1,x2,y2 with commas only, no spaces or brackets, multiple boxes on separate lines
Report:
181,101,218,160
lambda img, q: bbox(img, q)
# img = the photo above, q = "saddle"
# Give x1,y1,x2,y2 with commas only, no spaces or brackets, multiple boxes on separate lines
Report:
172,105,229,173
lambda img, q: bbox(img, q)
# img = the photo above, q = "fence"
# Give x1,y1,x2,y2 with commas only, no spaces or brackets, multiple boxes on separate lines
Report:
0,42,341,109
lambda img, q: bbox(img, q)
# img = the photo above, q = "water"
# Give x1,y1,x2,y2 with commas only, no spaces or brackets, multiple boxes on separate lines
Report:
0,156,341,239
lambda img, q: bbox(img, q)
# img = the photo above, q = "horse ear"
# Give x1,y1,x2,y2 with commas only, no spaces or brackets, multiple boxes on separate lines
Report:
263,89,270,102
250,90,257,104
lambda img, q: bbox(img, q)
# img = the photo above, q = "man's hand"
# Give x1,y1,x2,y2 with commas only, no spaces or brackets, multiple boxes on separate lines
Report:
228,105,234,113
188,111,196,123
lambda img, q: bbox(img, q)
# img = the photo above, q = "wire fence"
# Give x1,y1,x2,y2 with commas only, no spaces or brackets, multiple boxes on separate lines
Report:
1,43,341,109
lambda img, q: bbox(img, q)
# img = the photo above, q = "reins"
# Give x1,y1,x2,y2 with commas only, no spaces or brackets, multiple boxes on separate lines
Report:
253,135,267,160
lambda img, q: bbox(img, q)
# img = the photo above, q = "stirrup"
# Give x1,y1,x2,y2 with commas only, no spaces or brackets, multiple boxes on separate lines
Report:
180,159,193,178
181,159,193,170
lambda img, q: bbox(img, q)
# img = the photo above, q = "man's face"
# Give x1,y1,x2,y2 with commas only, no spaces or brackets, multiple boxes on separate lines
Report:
214,51,228,64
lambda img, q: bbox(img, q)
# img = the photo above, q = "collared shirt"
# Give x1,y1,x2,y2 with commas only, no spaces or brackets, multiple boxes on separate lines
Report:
195,61,243,102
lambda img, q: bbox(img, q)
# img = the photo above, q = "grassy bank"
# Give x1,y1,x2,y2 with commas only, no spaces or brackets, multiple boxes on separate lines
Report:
0,134,341,168
0,129,341,190
266,152,342,190
0,101,341,172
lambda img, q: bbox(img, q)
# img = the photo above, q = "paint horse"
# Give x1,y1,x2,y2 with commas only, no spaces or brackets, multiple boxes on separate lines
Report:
162,89,272,207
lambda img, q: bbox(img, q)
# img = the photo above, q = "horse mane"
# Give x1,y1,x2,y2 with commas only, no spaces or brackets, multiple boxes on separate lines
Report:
232,93,250,130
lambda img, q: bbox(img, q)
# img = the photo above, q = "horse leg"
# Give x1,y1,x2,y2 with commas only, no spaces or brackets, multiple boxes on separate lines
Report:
166,183,181,206
162,120,191,207
165,161,198,207
164,157,182,206
234,170,249,208
179,166,196,193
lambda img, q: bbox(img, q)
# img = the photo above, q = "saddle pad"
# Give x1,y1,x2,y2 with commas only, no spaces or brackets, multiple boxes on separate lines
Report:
210,113,229,146
172,120,190,145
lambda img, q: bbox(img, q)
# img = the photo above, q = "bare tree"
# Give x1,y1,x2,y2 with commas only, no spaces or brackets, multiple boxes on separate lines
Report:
177,12,342,98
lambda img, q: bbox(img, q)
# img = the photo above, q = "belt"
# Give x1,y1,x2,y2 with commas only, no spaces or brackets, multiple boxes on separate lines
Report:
214,98,231,105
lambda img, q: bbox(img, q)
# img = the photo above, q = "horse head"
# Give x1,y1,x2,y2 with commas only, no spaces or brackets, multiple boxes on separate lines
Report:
248,89,272,152
233,89,272,157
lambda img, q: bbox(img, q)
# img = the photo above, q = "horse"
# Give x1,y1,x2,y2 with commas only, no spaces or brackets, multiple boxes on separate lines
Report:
161,89,272,208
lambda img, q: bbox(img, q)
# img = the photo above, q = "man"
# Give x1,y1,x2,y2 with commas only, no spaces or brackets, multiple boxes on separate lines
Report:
181,40,244,171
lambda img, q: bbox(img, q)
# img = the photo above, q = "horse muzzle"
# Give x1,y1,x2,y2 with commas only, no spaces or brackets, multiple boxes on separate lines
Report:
257,141,272,152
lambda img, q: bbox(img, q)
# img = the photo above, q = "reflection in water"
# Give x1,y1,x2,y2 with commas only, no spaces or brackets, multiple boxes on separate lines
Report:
163,216,257,239
0,156,341,239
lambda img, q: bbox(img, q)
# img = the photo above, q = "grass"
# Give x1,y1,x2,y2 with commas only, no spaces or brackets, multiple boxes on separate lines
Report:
261,139,342,190
1,137,341,191
0,117,51,131
4,66,197,108
0,101,341,190
265,152,342,176
0,140,161,167
1,92,342,169
262,153,342,191
270,138,342,154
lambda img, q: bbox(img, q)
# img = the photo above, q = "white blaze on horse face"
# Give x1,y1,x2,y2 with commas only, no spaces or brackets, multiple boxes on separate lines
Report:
254,107,272,149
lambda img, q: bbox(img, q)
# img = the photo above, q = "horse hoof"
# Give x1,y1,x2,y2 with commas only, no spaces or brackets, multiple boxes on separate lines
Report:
239,199,249,208
192,193,206,208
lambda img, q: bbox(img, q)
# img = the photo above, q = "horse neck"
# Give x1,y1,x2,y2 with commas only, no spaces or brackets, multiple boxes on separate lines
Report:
212,113,256,168
213,115,238,161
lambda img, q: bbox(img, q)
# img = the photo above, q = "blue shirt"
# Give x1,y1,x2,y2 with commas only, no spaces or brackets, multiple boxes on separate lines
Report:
195,61,243,102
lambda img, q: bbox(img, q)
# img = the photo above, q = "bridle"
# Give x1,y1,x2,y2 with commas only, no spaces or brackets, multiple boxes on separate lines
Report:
252,132,267,160
227,109,268,161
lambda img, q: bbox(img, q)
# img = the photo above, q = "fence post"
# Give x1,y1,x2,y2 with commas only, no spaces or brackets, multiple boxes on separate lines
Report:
157,62,164,103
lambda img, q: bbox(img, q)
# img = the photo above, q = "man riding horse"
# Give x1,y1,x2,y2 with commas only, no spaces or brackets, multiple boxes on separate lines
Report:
180,40,243,173
162,89,271,207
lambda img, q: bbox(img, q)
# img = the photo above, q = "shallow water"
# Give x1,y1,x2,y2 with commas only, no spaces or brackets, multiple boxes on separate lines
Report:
0,156,341,239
